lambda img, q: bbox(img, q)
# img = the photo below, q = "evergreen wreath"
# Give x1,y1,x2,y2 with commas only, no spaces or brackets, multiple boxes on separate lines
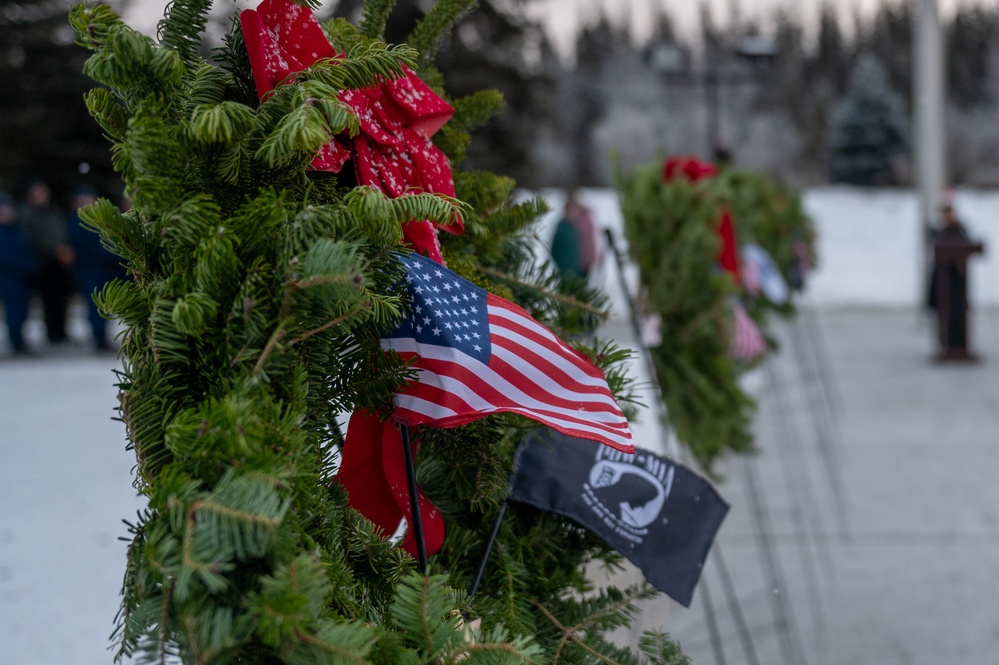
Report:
616,157,816,470
70,0,690,662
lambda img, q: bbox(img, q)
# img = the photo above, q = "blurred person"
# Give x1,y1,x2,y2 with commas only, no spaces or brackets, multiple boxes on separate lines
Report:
19,178,74,344
550,189,598,280
0,191,40,355
926,202,971,310
926,202,978,354
68,185,121,352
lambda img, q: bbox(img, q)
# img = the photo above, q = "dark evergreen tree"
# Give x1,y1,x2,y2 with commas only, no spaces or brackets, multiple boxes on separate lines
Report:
855,2,912,111
433,1,557,188
0,0,115,198
70,0,690,662
947,6,999,108
567,20,615,186
829,54,908,185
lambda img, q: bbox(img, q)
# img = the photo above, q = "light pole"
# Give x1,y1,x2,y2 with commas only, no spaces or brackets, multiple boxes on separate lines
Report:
650,38,779,161
913,0,947,297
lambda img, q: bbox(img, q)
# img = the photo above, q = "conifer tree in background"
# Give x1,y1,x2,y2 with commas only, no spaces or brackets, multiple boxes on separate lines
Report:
70,0,688,662
829,54,908,186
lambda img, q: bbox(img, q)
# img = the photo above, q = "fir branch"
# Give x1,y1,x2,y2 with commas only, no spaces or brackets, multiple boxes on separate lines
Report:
213,15,258,107
474,265,607,318
78,198,146,267
180,608,238,664
343,186,469,232
390,573,464,659
70,3,121,51
407,0,477,68
638,632,690,665
256,94,344,167
303,42,418,91
450,89,505,134
359,0,394,40
286,621,380,665
532,600,624,665
253,327,288,377
157,0,213,67
84,87,129,142
80,25,158,92
341,42,417,86
159,582,174,664
288,302,370,347
191,101,256,144
322,17,364,53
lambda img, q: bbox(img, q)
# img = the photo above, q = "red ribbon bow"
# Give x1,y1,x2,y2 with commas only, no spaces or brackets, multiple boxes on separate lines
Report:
240,0,462,264
337,410,445,560
662,155,718,183
661,155,740,284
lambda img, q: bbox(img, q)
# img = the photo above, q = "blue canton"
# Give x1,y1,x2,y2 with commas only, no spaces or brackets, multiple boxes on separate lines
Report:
386,254,491,363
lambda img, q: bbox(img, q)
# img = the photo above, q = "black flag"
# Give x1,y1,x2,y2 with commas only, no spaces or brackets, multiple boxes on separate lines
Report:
508,429,728,607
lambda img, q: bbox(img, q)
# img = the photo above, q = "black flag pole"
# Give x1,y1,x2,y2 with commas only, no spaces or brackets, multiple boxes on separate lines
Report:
468,501,508,601
399,424,429,574
603,228,668,425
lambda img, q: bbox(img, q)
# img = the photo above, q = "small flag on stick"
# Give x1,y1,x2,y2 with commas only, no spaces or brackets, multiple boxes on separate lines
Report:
741,243,789,305
508,429,728,607
382,254,634,454
730,297,767,361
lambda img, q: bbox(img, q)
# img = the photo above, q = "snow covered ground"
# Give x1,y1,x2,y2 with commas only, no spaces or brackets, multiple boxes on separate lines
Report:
3,186,999,664
529,186,999,314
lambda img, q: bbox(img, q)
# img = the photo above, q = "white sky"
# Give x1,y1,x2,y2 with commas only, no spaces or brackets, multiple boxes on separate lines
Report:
123,0,998,56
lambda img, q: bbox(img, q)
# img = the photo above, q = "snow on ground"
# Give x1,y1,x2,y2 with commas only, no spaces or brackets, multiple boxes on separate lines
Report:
526,186,999,313
1,354,142,665
3,186,999,664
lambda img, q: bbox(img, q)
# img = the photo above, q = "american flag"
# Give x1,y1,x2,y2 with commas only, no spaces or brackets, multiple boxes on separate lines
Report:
741,243,789,305
730,297,767,361
381,254,635,454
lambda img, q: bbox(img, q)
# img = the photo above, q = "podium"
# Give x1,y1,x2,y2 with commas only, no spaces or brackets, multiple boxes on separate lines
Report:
931,236,984,361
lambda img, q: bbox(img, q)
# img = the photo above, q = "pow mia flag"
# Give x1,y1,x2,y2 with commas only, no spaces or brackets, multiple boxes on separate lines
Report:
508,429,728,607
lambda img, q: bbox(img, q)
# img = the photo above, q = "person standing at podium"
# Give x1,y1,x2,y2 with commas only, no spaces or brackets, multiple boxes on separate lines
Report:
927,203,973,353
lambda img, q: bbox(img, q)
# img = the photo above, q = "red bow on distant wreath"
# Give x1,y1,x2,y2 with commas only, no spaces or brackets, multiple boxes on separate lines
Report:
240,0,461,264
661,156,740,284
662,155,718,183
715,208,742,285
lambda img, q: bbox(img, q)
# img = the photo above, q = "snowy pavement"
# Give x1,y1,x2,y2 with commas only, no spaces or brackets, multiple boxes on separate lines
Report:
1,351,142,665
611,305,999,665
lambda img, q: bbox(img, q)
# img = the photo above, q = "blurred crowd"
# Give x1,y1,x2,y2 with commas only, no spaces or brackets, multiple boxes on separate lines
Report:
0,179,126,358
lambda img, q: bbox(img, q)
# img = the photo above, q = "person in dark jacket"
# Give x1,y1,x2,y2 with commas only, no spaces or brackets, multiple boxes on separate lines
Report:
927,203,975,351
67,185,121,351
19,179,73,344
0,192,40,354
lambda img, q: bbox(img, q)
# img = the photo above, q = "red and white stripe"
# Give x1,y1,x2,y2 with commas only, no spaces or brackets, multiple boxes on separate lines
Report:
730,298,767,361
382,294,634,453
